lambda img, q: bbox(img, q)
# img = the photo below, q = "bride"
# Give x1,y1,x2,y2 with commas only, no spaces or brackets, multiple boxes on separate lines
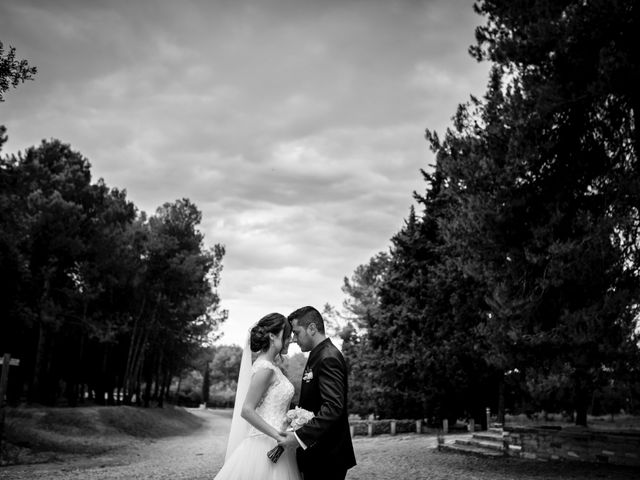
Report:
214,312,301,480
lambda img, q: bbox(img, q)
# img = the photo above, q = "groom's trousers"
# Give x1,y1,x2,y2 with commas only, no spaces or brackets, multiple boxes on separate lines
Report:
303,469,347,480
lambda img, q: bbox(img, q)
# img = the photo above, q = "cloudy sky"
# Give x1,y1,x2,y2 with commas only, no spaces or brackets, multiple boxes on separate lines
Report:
1,0,489,347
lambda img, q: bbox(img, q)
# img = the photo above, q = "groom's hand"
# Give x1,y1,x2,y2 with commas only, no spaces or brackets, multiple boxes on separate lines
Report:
276,431,299,448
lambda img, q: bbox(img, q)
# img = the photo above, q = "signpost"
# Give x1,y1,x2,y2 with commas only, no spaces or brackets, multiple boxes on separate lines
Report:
0,353,20,451
0,356,20,367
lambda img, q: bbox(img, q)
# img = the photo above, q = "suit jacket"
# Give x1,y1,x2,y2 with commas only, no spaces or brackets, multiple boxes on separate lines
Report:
295,338,357,473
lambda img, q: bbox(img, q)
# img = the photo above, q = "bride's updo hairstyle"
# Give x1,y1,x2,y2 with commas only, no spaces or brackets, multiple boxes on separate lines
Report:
250,312,291,353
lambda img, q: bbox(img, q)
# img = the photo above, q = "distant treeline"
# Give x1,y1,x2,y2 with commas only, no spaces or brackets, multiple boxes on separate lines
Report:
0,134,226,406
334,0,640,426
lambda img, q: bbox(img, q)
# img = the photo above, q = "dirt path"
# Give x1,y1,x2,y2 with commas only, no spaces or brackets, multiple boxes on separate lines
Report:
2,409,638,480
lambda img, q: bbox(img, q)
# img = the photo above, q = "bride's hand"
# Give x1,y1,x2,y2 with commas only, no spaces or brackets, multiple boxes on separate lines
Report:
277,431,299,448
275,431,288,442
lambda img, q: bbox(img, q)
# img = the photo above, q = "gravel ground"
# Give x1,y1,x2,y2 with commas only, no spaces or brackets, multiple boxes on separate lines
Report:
1,409,638,480
349,434,639,480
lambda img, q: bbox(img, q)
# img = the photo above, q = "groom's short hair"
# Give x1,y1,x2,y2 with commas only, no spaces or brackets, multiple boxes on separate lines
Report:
288,306,325,334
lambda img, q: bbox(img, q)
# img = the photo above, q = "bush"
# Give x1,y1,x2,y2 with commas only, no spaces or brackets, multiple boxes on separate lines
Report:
175,390,202,407
207,391,234,409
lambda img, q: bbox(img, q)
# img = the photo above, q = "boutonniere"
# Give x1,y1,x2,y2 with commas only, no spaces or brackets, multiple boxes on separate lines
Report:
302,368,314,382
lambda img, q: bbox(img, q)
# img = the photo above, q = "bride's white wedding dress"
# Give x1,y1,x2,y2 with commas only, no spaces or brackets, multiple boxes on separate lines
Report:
214,359,301,480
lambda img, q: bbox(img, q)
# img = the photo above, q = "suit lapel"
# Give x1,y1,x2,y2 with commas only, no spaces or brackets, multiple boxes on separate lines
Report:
306,338,330,368
299,339,331,407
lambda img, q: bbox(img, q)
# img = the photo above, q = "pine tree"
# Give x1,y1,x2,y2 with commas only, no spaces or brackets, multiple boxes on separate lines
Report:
426,0,640,425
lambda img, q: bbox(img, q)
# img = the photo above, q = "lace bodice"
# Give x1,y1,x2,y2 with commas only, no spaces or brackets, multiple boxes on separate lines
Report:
248,359,295,437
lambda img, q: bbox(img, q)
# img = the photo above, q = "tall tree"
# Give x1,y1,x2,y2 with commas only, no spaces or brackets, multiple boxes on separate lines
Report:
14,140,98,403
425,0,640,425
123,199,226,407
329,252,390,417
0,136,227,407
338,195,497,423
1,43,37,373
341,0,640,426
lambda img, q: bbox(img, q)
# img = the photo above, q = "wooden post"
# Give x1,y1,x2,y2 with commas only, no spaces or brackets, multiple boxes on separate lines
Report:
502,431,509,456
390,420,396,436
349,425,355,438
442,418,449,434
0,354,12,400
367,421,373,437
416,419,422,434
437,430,444,450
0,354,20,450
468,418,475,432
486,407,491,430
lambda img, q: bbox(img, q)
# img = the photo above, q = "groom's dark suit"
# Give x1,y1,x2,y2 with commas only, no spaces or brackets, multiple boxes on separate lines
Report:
295,338,356,480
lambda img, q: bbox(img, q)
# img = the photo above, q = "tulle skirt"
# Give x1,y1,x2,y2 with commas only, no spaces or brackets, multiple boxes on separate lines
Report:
214,433,301,480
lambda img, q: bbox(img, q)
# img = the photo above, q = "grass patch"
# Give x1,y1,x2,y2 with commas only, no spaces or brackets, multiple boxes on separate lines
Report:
505,413,640,431
1,405,205,466
37,408,103,435
98,405,204,438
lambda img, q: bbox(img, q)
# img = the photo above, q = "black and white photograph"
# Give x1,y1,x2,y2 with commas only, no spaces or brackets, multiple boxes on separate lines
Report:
1,0,639,479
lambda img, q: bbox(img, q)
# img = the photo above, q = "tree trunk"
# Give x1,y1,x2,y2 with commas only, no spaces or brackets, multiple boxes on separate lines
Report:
176,374,182,404
115,380,122,406
132,327,150,397
477,404,488,431
126,325,147,403
127,293,160,403
153,377,160,401
143,378,152,408
143,354,153,408
33,275,58,405
124,295,146,401
135,366,143,406
78,383,85,404
153,350,163,401
44,333,57,405
31,322,49,403
69,332,86,407
124,326,140,401
574,374,589,427
102,344,112,405
158,372,165,408
158,371,170,408
202,360,210,404
497,374,505,425
575,406,588,426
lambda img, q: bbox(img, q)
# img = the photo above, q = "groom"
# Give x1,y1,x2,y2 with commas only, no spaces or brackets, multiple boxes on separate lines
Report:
278,306,357,480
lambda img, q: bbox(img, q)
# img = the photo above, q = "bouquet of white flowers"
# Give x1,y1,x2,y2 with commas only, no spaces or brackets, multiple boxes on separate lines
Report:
267,407,315,463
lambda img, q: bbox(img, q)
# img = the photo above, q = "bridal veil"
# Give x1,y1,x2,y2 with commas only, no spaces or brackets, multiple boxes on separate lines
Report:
224,331,252,461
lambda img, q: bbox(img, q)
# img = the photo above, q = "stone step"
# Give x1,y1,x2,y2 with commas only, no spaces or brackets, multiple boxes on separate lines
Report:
440,443,504,458
488,427,504,434
472,432,504,443
455,439,505,451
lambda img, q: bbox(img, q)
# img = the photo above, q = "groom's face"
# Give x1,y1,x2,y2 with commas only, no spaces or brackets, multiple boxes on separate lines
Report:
291,319,314,352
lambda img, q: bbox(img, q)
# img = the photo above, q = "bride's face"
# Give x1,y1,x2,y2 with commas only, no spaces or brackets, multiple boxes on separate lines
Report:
272,327,291,355
279,328,291,355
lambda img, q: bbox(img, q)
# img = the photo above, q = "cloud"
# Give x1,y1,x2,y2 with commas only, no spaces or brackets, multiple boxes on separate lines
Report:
0,0,490,346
